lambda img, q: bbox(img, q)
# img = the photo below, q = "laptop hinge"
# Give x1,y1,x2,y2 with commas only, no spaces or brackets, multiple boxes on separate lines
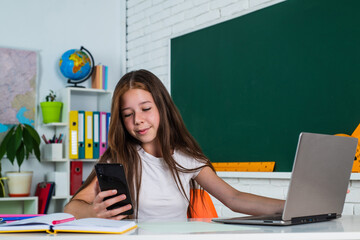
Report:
291,213,337,225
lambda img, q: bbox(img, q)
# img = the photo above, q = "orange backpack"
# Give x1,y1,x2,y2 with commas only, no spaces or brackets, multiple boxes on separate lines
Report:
187,189,218,218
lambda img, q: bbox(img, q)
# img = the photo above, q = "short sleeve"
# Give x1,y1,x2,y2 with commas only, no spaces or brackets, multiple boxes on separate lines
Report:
174,150,206,179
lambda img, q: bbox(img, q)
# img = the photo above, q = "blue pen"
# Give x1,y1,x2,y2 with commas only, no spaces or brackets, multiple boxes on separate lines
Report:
1,216,37,221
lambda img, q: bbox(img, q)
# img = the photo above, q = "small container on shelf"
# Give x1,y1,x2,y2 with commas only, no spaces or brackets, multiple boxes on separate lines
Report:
46,172,67,196
43,143,64,161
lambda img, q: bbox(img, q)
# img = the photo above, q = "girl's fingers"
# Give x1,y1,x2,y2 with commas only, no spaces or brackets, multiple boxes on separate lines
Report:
102,194,126,208
107,204,133,219
92,191,130,219
96,204,132,219
93,189,117,203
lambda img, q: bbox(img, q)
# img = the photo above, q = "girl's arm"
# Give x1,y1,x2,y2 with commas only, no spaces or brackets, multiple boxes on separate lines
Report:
195,166,285,216
63,178,132,219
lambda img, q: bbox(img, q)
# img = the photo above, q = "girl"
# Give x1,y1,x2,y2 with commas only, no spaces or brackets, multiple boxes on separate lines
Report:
64,69,284,220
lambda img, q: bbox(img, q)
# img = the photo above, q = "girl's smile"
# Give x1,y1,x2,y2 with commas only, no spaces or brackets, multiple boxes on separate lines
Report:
121,88,161,156
136,127,150,135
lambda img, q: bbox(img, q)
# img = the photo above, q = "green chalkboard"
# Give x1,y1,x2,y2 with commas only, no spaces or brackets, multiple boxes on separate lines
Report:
170,0,360,172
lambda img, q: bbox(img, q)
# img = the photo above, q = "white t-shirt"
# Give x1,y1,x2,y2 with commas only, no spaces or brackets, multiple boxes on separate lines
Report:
137,147,204,220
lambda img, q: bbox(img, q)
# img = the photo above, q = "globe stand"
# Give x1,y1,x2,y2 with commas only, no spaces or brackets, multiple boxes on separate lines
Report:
66,46,95,88
67,79,86,88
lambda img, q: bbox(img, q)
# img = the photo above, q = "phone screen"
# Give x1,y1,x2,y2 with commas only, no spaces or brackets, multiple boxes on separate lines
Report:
95,163,134,215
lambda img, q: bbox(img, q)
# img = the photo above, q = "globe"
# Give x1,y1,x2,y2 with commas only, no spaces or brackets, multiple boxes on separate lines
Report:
59,46,94,87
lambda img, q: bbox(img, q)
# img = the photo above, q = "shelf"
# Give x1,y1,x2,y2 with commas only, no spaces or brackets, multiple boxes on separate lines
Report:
43,158,98,162
0,197,38,214
43,122,67,127
67,87,112,94
2,88,111,214
51,195,70,200
41,158,68,162
70,159,98,162
37,88,111,214
0,196,37,201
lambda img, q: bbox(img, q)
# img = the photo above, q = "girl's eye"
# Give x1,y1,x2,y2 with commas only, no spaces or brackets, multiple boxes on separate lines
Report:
143,107,151,112
123,113,133,118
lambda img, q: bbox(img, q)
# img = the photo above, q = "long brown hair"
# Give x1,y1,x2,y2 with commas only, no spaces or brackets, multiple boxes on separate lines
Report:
72,69,215,218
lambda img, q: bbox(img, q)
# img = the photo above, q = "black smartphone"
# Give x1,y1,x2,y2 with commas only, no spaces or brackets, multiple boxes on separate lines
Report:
94,163,134,215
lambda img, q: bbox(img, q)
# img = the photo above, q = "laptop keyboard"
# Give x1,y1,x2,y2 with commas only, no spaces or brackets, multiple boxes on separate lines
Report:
236,214,283,221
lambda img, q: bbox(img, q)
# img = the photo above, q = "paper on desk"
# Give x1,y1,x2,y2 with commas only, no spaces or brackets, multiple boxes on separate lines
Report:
138,221,259,234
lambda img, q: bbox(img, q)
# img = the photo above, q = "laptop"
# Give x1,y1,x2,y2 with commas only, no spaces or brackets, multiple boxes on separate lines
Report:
212,132,357,226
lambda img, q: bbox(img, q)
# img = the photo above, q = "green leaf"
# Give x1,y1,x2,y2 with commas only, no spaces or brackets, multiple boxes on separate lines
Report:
24,124,40,145
0,126,15,160
23,127,34,154
16,142,25,172
24,143,30,160
23,125,41,162
33,143,41,162
13,125,23,152
6,131,18,164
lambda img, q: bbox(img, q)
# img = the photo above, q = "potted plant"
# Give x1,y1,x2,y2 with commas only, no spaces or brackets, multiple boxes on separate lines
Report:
40,90,63,123
0,123,41,197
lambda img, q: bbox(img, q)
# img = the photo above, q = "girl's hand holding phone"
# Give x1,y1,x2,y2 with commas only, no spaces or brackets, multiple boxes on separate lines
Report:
91,182,132,220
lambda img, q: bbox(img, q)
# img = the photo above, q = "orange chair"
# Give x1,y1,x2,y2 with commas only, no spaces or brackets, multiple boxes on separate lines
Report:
187,189,218,218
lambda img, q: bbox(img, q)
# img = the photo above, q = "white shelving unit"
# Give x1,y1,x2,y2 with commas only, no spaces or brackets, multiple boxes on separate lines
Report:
43,87,112,213
0,197,38,214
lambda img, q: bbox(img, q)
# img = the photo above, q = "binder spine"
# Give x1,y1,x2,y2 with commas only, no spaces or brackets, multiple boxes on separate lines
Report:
106,112,111,149
69,111,78,159
78,111,85,159
100,112,107,157
85,111,93,159
93,112,100,159
70,161,83,195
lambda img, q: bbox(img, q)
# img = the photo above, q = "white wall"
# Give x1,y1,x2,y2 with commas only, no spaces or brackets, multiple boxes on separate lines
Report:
0,0,124,95
0,0,125,193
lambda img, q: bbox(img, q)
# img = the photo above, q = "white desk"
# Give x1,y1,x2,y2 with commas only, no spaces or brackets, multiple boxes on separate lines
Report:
1,215,360,240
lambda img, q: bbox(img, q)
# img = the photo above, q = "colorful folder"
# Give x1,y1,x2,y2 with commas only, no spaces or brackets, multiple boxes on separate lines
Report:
93,111,100,159
69,111,78,159
85,111,93,159
100,112,107,157
78,111,85,159
106,112,111,149
70,161,83,196
35,182,55,214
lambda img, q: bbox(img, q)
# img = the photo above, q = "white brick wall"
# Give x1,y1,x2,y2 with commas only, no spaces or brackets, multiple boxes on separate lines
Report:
126,0,284,90
125,0,360,217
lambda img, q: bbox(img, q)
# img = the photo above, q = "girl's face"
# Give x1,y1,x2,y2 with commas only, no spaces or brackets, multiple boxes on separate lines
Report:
121,88,160,154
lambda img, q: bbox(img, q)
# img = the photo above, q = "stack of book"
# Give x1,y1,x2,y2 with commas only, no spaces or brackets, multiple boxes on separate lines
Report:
91,64,108,90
